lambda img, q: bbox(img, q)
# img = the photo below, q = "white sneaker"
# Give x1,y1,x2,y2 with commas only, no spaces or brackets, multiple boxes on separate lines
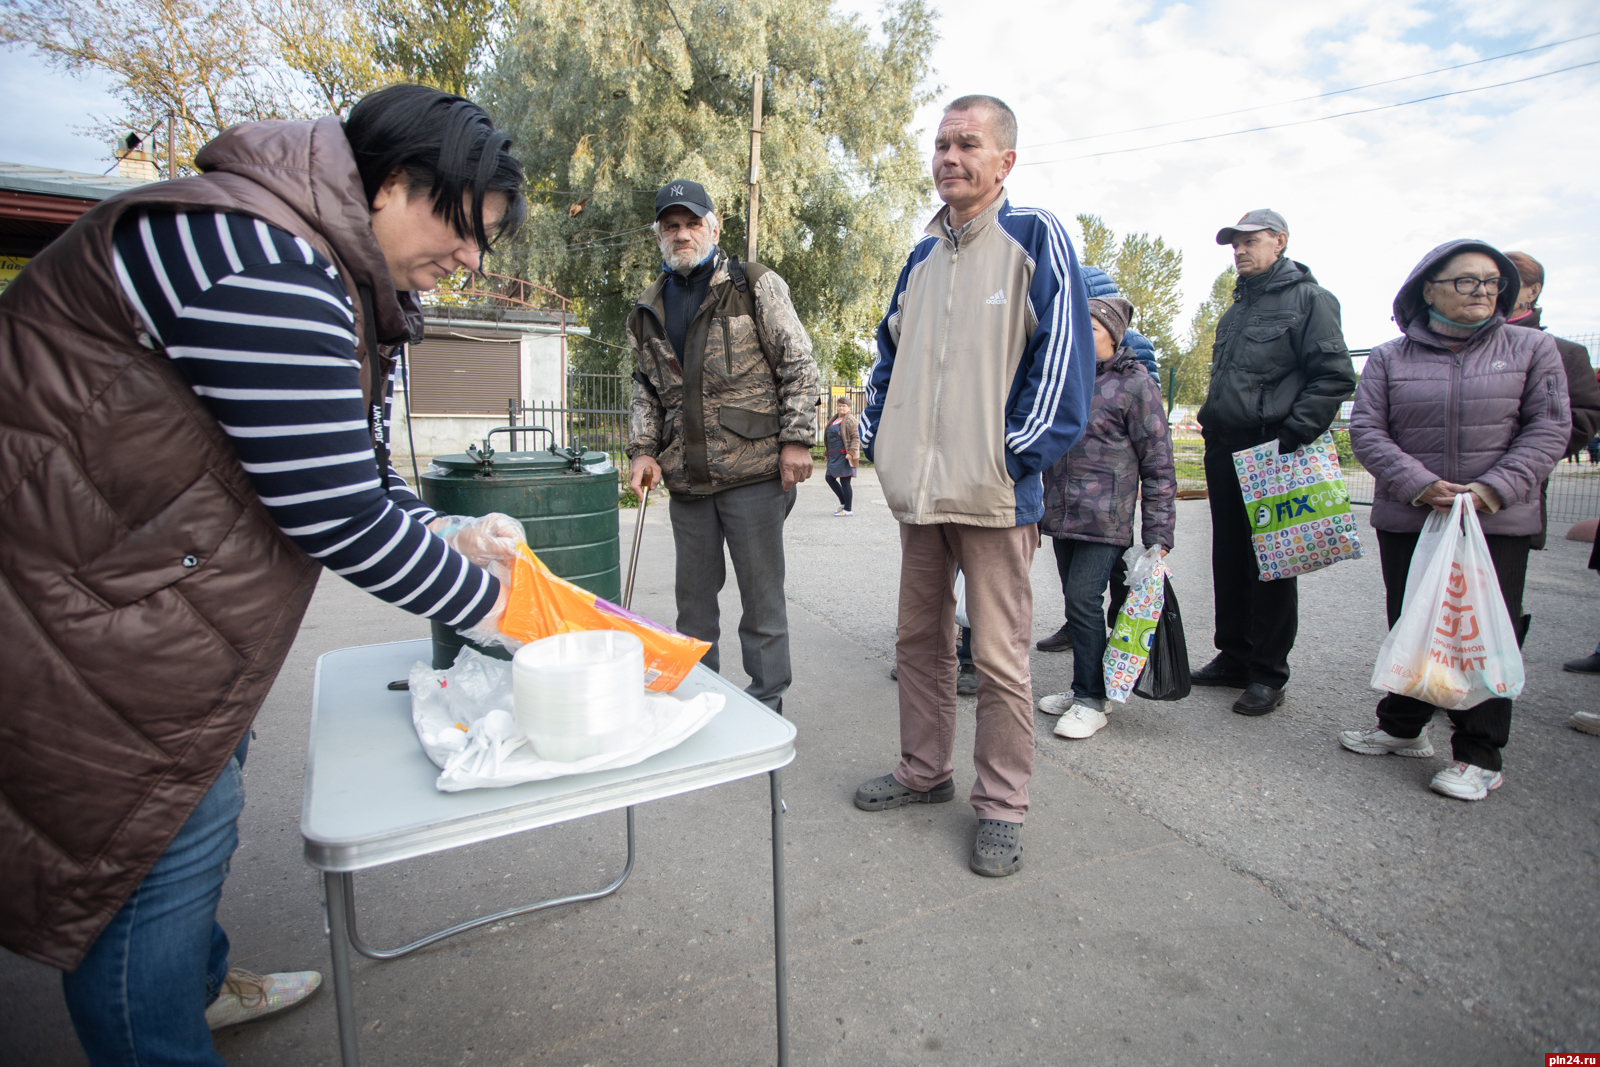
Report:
205,968,322,1030
839,509,853,517
1037,693,1072,716
1338,724,1433,757
1053,703,1108,739
1429,761,1503,801
1570,711,1600,736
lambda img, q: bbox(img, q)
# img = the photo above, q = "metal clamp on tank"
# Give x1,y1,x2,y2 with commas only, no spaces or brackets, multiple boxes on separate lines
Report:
465,426,586,475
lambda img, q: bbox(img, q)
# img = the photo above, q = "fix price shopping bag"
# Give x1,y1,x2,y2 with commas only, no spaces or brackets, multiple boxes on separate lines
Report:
1231,431,1363,580
1370,494,1524,709
1103,546,1167,703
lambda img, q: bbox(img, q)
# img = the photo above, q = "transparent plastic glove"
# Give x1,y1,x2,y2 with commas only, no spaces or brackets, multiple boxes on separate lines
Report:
430,512,526,583
456,582,525,653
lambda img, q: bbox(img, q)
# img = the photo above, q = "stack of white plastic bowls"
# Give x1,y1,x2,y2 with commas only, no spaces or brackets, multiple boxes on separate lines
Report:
511,630,645,762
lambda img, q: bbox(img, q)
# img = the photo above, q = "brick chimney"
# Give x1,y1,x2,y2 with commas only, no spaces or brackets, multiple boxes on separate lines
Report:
113,133,158,182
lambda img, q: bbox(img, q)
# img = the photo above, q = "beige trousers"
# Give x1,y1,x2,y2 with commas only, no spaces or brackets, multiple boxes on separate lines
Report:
893,522,1039,821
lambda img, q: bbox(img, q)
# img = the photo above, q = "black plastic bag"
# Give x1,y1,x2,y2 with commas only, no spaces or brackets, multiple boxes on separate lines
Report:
1134,578,1190,701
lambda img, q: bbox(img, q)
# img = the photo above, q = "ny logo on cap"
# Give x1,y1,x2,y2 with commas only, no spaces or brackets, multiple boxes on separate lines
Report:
671,184,685,196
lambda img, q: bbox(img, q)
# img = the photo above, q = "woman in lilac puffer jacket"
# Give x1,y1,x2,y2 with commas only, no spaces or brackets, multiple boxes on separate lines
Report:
1339,239,1569,801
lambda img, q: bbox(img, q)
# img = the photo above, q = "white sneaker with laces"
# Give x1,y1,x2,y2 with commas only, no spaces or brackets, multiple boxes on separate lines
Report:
1053,703,1109,739
838,509,853,517
1338,723,1433,757
1037,693,1072,716
1429,761,1503,801
1570,711,1600,736
205,968,322,1030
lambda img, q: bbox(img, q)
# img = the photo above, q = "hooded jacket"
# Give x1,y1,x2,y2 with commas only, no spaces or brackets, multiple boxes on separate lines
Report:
1505,306,1600,458
1197,255,1355,445
1040,347,1176,548
0,117,414,969
1349,239,1570,536
861,193,1096,527
1080,265,1159,384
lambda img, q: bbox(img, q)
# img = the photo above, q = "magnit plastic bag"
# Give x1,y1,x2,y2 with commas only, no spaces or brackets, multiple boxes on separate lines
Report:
499,545,710,692
1104,546,1168,703
1370,494,1524,710
1231,431,1363,581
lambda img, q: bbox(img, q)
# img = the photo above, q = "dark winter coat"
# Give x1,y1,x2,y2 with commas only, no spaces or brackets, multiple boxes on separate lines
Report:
1040,347,1176,548
1349,239,1570,536
1198,256,1355,447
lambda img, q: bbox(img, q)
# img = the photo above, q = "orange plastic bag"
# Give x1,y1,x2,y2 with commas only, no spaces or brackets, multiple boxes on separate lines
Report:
499,545,710,692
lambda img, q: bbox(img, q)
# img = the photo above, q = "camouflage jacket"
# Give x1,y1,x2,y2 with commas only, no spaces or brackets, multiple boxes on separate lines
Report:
626,248,819,496
1040,347,1176,548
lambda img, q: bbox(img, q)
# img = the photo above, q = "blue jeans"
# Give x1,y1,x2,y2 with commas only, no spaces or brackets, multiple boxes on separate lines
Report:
63,737,247,1066
1052,538,1122,702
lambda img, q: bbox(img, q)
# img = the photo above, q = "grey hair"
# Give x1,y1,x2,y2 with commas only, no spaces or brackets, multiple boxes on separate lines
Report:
652,209,719,238
944,94,1017,151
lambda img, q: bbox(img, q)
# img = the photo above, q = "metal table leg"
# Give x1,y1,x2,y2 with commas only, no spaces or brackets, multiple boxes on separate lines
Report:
322,806,636,1065
770,769,790,1067
324,871,362,1067
343,806,636,961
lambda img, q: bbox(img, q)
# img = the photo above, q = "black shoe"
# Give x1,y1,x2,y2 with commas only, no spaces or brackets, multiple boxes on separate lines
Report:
1232,683,1286,716
1191,656,1249,688
1563,653,1600,674
1035,624,1072,653
890,664,898,681
956,664,978,696
854,773,956,811
969,819,1023,877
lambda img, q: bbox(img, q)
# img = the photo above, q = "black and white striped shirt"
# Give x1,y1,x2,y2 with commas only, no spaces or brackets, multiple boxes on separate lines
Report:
112,209,498,629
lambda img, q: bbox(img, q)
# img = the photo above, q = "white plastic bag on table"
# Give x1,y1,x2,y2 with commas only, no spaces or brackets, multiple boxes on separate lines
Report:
1103,545,1167,704
410,647,725,791
1370,494,1524,710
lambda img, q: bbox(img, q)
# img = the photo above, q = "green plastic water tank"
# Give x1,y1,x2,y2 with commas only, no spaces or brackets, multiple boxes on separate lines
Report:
421,438,620,669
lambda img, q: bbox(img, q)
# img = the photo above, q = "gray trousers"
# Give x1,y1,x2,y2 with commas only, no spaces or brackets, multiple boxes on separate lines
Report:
669,478,796,711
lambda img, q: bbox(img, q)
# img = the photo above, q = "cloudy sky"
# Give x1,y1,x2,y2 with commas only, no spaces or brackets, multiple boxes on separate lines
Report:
5,0,1597,347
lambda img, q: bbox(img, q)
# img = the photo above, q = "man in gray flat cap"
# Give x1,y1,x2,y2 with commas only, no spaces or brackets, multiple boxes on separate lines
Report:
1193,209,1355,716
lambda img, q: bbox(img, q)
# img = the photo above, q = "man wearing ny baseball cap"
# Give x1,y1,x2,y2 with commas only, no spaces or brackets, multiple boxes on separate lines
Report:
1192,209,1356,715
625,179,819,713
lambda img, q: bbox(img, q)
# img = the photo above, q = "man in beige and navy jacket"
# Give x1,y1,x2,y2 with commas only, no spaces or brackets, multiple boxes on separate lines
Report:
853,95,1096,876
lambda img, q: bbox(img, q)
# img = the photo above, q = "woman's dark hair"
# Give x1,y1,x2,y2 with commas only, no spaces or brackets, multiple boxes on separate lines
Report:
345,84,526,254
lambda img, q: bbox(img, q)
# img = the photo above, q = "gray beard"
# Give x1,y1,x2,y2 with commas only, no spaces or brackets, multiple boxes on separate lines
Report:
662,240,713,274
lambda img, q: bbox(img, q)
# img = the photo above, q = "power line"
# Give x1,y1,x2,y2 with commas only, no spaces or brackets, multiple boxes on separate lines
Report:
659,0,728,107
1021,29,1600,151
1018,59,1600,168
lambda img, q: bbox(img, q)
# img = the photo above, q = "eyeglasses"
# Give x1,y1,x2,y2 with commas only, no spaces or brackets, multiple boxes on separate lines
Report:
1428,276,1508,296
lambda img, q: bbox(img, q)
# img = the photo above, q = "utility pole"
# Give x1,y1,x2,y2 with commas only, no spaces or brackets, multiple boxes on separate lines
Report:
166,109,177,179
745,74,763,263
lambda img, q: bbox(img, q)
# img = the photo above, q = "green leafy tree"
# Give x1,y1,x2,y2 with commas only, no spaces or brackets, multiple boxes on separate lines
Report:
1075,213,1184,382
1171,266,1237,405
372,0,501,97
482,0,937,378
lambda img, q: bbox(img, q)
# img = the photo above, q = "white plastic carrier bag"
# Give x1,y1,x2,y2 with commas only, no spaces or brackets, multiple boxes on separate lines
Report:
1370,494,1525,710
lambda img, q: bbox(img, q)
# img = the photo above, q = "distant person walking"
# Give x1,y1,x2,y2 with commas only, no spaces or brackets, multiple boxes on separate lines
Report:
824,396,860,515
1193,209,1356,716
1337,240,1568,800
1035,296,1176,740
853,93,1095,878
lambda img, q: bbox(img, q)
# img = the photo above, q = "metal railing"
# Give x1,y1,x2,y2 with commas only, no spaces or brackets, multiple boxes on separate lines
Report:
505,372,632,474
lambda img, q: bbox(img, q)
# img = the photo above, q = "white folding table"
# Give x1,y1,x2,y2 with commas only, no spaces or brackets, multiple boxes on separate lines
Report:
300,639,797,1066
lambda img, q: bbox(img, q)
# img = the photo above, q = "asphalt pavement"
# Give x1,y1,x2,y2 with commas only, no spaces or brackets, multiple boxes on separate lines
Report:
3,465,1596,1066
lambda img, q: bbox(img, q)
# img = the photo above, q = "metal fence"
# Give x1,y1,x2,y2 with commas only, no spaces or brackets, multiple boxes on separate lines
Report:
506,371,632,472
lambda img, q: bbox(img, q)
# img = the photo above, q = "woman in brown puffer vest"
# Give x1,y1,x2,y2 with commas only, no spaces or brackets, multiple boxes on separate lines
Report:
0,86,527,1062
